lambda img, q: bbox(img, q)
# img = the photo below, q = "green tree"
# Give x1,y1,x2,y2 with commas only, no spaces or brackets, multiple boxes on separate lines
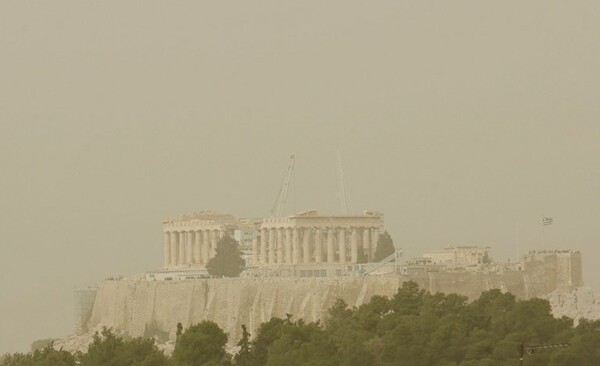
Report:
206,235,245,277
78,328,123,366
0,352,32,366
1,352,33,366
78,327,167,366
1,345,75,366
235,283,600,366
266,320,339,366
171,321,230,366
356,248,368,264
481,251,492,265
245,318,286,366
247,316,339,366
373,231,394,262
326,299,377,366
234,325,252,366
391,281,426,315
7,284,600,366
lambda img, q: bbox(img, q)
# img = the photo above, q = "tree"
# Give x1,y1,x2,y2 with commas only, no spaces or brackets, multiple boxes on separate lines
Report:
234,325,252,366
206,235,245,277
245,318,286,366
78,327,167,366
78,328,123,366
373,231,394,262
481,251,492,265
171,321,230,366
356,248,368,264
6,284,600,366
245,317,339,366
1,344,75,366
265,320,339,366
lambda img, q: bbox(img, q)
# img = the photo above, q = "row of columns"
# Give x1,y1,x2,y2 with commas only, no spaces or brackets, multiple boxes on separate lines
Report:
163,230,224,268
252,227,379,265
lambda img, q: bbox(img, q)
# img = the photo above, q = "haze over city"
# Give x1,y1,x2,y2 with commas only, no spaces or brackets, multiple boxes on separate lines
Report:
1,0,599,356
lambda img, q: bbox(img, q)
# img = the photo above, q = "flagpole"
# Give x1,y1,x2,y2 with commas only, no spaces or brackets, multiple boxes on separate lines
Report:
541,213,546,250
516,222,520,259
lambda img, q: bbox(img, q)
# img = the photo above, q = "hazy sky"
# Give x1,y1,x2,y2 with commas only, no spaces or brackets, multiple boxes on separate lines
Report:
1,0,599,354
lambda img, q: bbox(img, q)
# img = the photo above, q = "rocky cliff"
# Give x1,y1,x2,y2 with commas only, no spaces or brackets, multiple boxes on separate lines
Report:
60,251,582,352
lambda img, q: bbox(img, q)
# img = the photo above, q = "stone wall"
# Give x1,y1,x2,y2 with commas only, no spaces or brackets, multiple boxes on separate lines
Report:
85,251,582,344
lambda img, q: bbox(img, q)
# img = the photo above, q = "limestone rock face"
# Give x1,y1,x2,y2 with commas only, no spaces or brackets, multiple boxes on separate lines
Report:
52,326,175,355
52,326,106,354
58,251,583,349
543,287,600,324
87,277,402,344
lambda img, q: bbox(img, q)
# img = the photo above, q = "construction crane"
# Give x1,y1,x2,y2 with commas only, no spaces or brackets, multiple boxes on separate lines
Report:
335,150,348,215
270,155,295,217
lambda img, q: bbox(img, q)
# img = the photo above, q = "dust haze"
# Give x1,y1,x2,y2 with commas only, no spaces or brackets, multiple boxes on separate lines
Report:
1,0,599,354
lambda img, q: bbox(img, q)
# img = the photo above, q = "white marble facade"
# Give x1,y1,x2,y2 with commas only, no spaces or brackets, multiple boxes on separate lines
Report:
163,210,383,269
162,211,240,269
254,210,383,266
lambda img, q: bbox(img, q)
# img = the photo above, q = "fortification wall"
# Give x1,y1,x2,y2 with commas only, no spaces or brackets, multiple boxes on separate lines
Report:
521,251,583,294
86,252,581,344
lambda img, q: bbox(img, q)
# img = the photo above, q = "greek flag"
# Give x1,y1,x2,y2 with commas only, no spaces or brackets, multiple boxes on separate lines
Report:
543,217,553,226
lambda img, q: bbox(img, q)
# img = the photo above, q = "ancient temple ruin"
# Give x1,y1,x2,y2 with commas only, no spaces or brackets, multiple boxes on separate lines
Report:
161,210,384,275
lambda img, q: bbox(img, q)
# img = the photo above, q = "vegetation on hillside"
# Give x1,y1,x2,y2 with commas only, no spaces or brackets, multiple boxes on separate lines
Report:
4,282,600,365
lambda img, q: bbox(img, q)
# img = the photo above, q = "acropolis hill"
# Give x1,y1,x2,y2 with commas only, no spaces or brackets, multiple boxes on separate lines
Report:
65,210,583,352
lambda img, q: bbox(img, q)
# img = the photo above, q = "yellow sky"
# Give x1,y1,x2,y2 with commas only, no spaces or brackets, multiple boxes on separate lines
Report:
1,0,599,353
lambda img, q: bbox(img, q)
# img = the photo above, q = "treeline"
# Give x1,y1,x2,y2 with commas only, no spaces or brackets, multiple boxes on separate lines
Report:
3,282,600,366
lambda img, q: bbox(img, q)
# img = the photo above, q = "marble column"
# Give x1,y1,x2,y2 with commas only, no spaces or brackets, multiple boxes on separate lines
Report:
164,232,170,268
260,228,267,265
351,228,359,263
338,229,346,264
170,231,178,267
268,228,276,265
327,228,335,263
371,229,380,260
186,231,194,264
285,228,292,264
277,228,284,264
193,230,201,264
314,229,322,263
202,230,210,264
363,228,370,262
252,237,259,265
178,231,186,265
302,228,311,263
292,228,300,264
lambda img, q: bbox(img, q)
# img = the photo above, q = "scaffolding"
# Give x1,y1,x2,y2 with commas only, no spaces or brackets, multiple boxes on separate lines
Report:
74,287,97,324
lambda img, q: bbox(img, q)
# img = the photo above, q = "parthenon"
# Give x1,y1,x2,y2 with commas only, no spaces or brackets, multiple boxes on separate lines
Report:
255,210,382,265
162,210,383,269
162,211,249,268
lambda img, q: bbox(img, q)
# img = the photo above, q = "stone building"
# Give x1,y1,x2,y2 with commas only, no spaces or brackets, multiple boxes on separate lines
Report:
253,210,383,266
162,210,384,271
422,246,490,267
162,211,247,269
